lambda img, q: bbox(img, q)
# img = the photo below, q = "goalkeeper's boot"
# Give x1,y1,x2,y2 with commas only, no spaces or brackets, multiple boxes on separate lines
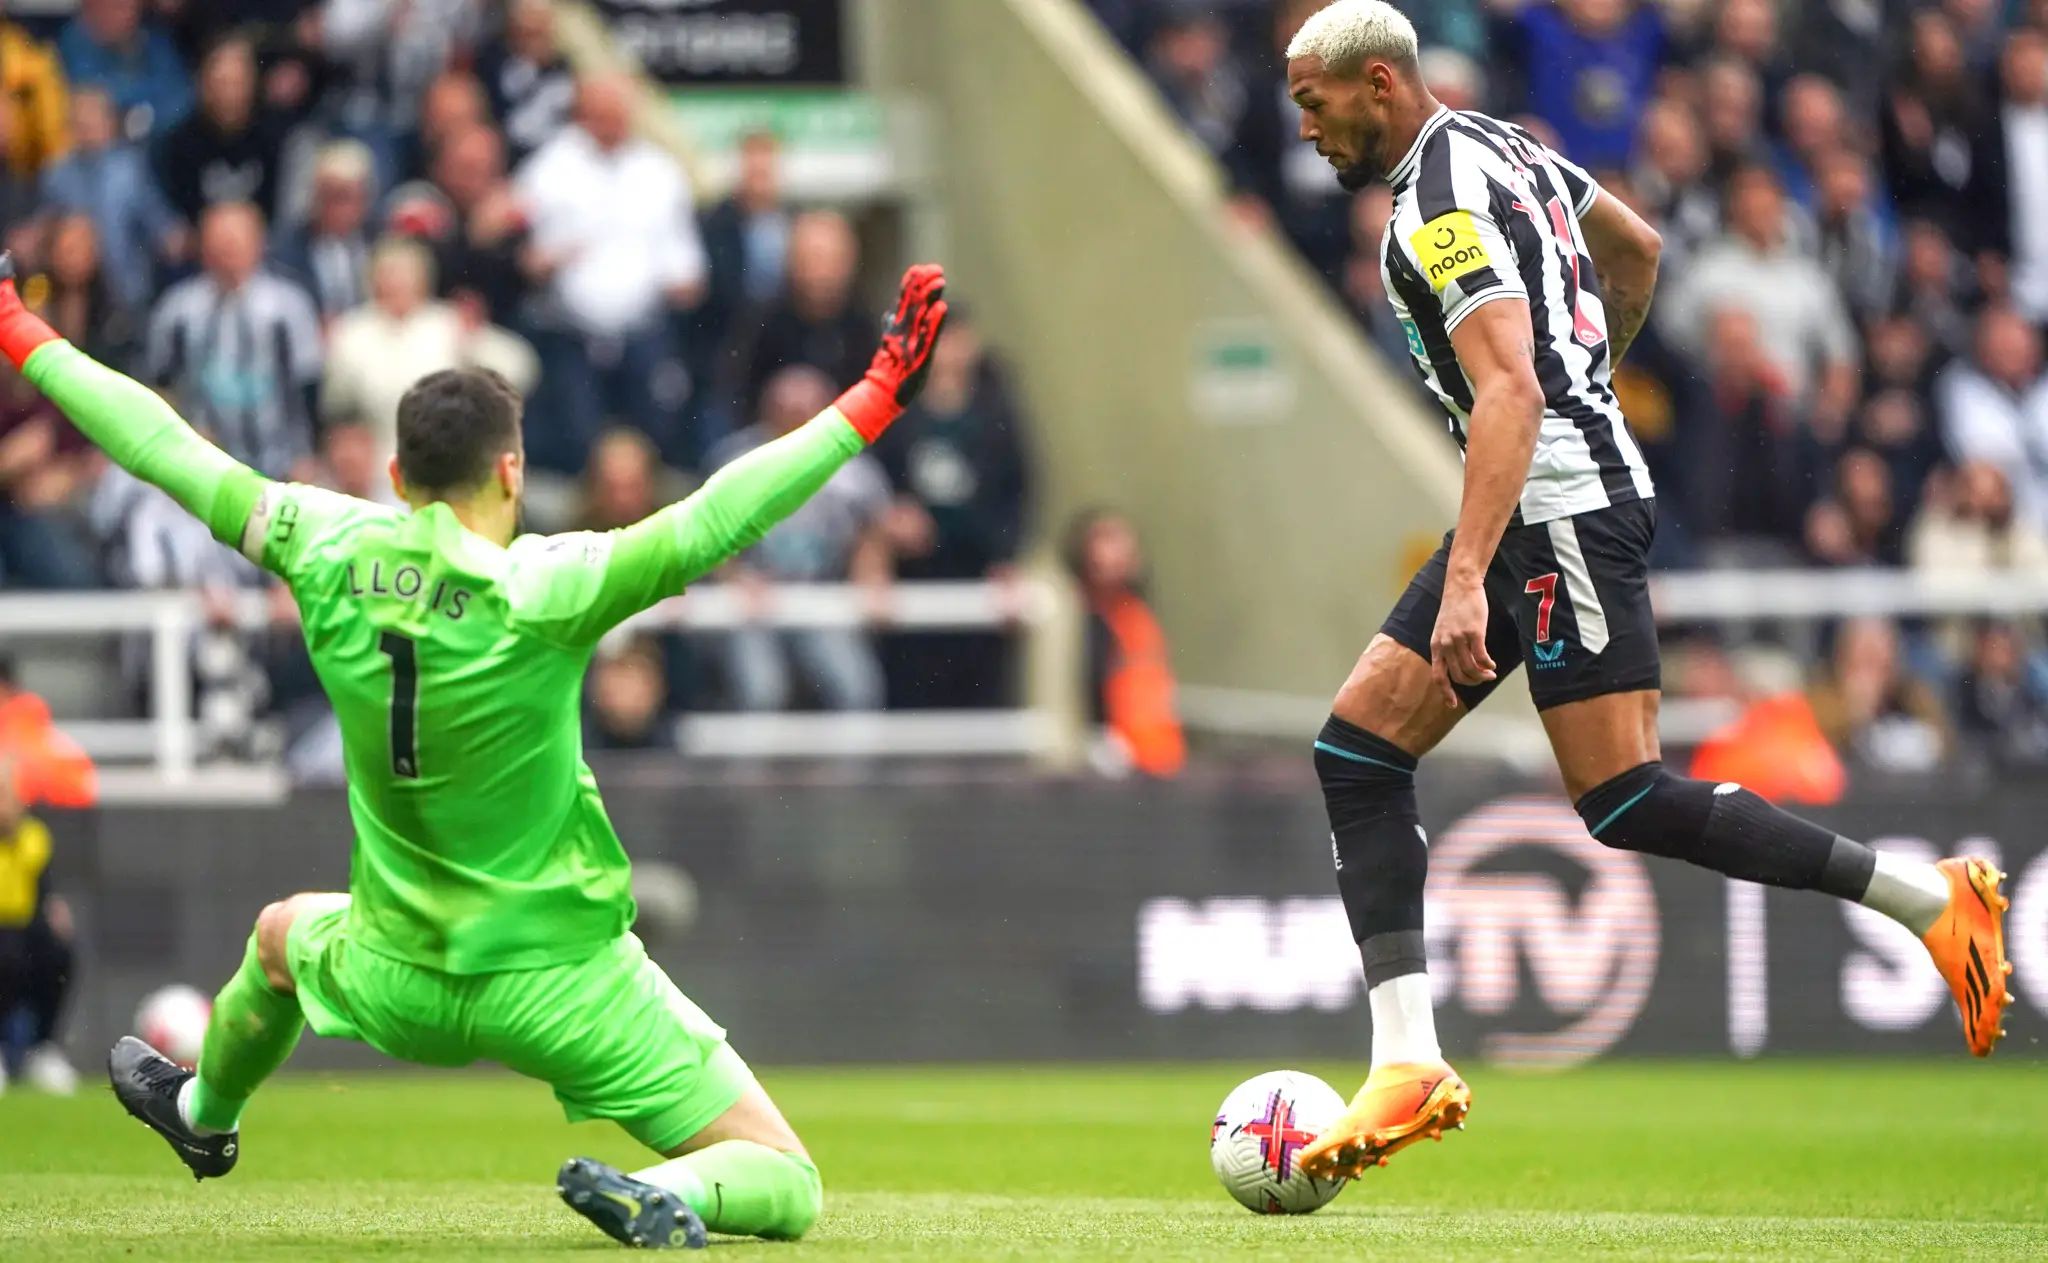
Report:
108,1036,239,1181
558,1157,708,1250
1298,1060,1471,1180
1922,857,2014,1057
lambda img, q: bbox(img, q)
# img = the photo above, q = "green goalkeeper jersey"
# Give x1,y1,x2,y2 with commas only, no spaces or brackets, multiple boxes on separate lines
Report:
21,339,869,974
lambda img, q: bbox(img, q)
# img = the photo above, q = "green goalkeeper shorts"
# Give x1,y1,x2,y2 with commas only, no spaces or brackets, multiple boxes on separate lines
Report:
286,897,752,1152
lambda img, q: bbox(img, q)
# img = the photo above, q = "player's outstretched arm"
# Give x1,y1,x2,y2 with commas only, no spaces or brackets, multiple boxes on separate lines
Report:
0,254,267,549
565,264,949,638
1578,189,1662,367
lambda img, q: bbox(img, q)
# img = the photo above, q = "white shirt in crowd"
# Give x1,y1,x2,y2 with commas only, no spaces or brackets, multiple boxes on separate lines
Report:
1662,236,1859,407
2003,102,2048,322
515,128,707,337
321,303,541,497
1937,363,2048,529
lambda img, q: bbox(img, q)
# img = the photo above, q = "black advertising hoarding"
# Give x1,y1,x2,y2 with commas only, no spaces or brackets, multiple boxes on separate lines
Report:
595,0,846,85
64,775,2048,1065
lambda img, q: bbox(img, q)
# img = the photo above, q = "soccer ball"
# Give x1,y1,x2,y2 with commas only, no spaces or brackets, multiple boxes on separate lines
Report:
1210,1070,1350,1214
135,984,212,1069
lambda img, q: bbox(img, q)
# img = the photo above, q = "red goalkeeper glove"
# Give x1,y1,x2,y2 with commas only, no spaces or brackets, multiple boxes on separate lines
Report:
834,263,949,444
0,252,59,370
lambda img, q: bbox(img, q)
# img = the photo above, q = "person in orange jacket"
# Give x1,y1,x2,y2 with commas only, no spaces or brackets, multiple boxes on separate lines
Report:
0,655,96,809
1065,508,1186,778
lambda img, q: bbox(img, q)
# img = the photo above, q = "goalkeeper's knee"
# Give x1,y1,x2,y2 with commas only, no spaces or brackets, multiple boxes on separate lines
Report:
774,1151,823,1241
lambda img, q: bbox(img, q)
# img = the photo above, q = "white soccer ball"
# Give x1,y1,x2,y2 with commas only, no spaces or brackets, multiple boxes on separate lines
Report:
1209,1070,1350,1214
135,984,212,1069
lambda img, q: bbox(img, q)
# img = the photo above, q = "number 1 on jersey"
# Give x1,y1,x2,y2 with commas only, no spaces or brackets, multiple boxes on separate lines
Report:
378,630,421,779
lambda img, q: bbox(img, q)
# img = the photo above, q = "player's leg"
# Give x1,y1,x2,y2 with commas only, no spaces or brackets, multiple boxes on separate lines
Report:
1529,503,2012,1056
1299,542,1519,1178
617,1081,821,1241
108,891,340,1179
495,936,822,1246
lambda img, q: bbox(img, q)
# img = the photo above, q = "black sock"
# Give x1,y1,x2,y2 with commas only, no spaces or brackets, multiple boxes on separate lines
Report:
1315,715,1428,985
1576,762,1875,900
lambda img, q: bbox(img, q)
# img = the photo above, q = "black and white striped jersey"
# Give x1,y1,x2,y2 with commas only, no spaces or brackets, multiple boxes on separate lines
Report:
1380,107,1655,525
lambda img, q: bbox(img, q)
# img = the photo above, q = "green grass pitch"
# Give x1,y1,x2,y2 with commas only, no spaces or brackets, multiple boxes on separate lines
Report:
4,1060,2045,1259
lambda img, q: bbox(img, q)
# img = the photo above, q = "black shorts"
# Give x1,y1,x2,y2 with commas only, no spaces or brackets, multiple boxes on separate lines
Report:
1380,499,1661,711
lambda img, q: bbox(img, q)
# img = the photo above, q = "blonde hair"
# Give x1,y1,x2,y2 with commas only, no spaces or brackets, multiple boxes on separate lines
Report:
1285,0,1421,75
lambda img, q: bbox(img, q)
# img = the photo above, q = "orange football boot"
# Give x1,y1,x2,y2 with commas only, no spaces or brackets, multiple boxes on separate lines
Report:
1921,857,2014,1057
1297,1061,1472,1179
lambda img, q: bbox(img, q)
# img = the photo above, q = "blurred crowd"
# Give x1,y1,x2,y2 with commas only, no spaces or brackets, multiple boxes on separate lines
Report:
0,1,1041,765
1107,0,2048,779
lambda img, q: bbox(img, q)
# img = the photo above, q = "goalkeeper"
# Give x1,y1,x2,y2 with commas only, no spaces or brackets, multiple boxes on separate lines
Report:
0,253,948,1250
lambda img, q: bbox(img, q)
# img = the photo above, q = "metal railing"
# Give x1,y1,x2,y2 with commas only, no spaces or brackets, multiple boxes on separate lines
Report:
0,579,1063,788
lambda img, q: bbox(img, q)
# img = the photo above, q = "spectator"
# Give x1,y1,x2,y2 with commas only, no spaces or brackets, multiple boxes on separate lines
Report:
1811,150,1897,325
0,750,81,1095
38,212,139,369
1224,0,1348,276
696,132,792,353
41,87,187,314
1417,47,1483,113
1064,507,1185,779
1773,73,1854,212
1808,616,1953,774
517,72,704,472
1684,641,1847,806
1851,388,1944,516
733,210,872,439
1707,0,1790,99
152,35,286,223
1340,185,1417,377
1631,98,1719,278
479,0,576,166
0,659,97,810
1879,9,2000,255
1683,306,1817,551
1699,56,1768,185
0,99,49,262
1953,620,2048,767
1788,0,1890,119
1143,5,1247,161
399,69,490,187
0,17,69,178
872,309,1035,707
1946,0,2008,73
274,140,377,322
1985,28,2048,323
1499,0,1667,172
1936,305,2048,529
1866,312,1939,399
319,418,385,503
573,427,688,534
709,365,890,714
1804,449,1905,568
145,202,321,479
57,0,194,142
0,368,100,590
584,636,671,752
1665,164,1861,437
1896,218,1976,357
322,0,485,180
425,123,531,327
1910,460,2048,573
320,236,538,479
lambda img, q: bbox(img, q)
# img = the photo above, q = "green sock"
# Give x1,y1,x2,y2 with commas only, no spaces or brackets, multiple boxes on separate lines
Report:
186,929,305,1133
632,1142,822,1240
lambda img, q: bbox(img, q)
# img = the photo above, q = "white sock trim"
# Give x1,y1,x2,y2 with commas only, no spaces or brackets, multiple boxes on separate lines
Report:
1861,851,1950,937
1368,972,1442,1068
